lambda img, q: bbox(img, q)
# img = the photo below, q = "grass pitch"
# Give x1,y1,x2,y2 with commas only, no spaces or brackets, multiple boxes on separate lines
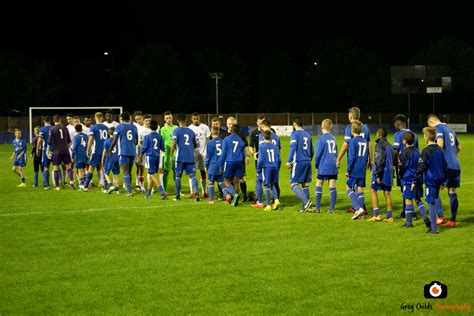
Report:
0,135,473,314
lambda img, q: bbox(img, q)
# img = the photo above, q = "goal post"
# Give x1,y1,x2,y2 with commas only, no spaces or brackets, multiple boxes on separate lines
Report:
29,106,123,142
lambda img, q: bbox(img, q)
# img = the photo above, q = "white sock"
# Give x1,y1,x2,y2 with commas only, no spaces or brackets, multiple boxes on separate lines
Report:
159,173,164,187
189,178,194,194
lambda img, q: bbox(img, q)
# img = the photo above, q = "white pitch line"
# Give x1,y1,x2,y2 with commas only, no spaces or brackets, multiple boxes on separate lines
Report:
0,203,189,217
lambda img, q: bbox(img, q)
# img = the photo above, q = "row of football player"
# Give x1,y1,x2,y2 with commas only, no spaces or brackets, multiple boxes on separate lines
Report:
11,108,461,233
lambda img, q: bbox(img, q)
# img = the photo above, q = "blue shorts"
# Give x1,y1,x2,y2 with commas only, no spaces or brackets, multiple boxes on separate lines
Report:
145,156,160,174
41,152,51,167
89,153,103,168
119,155,135,166
402,184,423,199
75,161,86,169
223,161,244,179
317,174,338,181
208,173,223,183
346,177,366,189
105,160,120,175
445,168,460,188
425,185,440,203
262,167,279,186
371,181,392,192
13,156,26,167
290,161,312,184
175,161,196,176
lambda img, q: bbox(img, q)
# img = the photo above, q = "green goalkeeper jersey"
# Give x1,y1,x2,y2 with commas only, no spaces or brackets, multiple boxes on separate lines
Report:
160,123,177,149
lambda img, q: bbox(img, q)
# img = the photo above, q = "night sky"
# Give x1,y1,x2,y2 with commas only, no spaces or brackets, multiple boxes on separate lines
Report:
2,2,472,67
1,1,473,115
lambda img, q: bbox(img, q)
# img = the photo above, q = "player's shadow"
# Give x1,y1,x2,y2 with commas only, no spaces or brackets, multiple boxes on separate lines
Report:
459,215,474,227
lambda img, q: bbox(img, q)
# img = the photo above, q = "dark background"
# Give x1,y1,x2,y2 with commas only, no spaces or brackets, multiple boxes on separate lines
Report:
1,1,473,115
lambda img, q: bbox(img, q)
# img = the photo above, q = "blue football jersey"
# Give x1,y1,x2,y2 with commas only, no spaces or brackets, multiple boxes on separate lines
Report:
315,133,338,175
344,124,371,144
114,123,138,156
220,134,246,163
142,132,164,157
172,127,196,163
398,146,421,186
347,136,368,178
435,123,460,170
205,138,223,168
288,129,313,163
416,144,447,186
258,132,281,152
88,123,109,155
39,125,52,153
72,133,88,163
13,138,27,156
393,129,419,152
103,138,118,164
257,142,280,170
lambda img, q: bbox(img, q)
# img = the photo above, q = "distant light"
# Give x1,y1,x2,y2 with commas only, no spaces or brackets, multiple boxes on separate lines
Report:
104,52,109,56
314,62,318,66
421,79,424,82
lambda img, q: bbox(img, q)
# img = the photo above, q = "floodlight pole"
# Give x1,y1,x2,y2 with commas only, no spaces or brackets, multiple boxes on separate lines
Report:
407,92,411,129
209,72,223,114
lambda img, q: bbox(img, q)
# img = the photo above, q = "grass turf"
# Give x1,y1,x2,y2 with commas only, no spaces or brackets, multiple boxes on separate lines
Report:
0,134,473,314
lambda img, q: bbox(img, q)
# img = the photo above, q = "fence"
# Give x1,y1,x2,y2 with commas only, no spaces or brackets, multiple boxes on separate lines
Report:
1,112,474,143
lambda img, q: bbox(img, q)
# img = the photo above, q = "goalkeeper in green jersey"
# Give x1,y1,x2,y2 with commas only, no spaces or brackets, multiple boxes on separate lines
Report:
159,111,178,190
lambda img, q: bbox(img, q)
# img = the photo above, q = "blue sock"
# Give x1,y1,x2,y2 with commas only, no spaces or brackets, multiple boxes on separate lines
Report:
406,204,414,225
21,177,25,183
34,172,38,186
448,193,458,221
83,172,92,187
146,188,152,197
103,180,108,190
303,186,309,199
358,192,365,209
43,170,50,187
58,170,62,184
386,210,392,219
265,186,272,205
175,176,182,197
191,177,199,197
157,185,165,195
329,188,337,211
417,200,427,217
346,189,361,210
275,182,281,199
80,177,85,187
219,183,229,197
227,184,236,197
315,186,323,210
428,202,438,231
373,208,379,217
208,183,215,201
292,185,309,205
124,173,131,192
271,186,278,200
256,178,263,203
302,186,310,209
435,197,444,218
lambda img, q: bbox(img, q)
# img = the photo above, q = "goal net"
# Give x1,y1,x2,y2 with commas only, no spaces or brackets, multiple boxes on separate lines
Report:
28,107,123,142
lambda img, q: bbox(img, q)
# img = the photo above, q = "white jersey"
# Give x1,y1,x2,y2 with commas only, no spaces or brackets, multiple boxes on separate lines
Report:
103,121,119,128
139,127,152,144
66,124,76,138
188,123,210,156
82,125,91,135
